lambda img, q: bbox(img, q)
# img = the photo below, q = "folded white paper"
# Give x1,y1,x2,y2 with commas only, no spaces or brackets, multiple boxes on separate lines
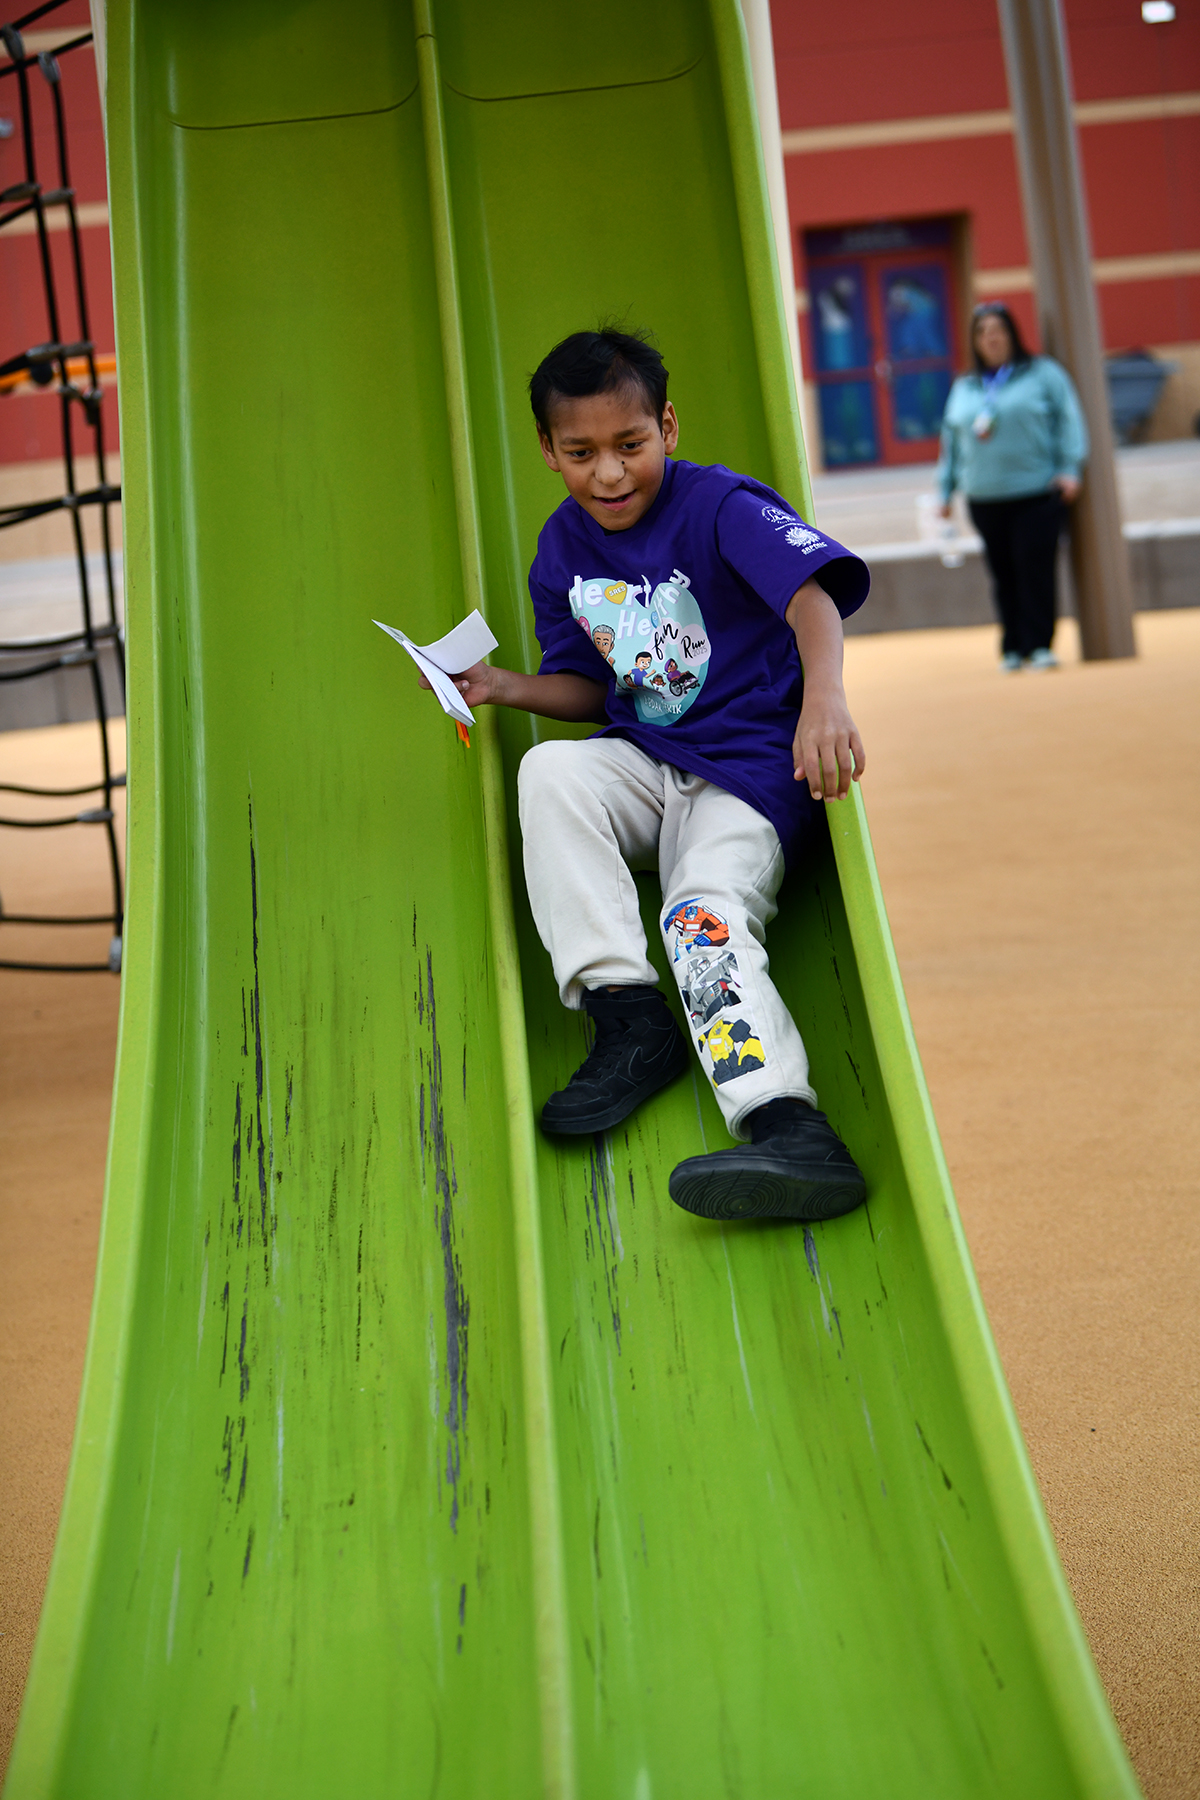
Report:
374,610,499,727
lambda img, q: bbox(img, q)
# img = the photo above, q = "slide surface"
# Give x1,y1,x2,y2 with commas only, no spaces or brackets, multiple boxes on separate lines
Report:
7,3,1139,1796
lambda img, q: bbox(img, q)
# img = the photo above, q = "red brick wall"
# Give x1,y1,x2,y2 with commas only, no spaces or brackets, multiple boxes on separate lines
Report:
0,6,115,467
0,3,1194,470
772,0,1200,363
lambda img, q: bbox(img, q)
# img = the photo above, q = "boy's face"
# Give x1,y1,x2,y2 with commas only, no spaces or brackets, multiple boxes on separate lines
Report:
538,388,679,531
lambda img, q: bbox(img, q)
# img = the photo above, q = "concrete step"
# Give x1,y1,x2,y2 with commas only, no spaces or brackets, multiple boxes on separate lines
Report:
847,518,1200,635
0,552,125,732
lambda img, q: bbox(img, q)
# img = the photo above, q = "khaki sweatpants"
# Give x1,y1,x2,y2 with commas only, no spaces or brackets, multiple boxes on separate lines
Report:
517,736,817,1138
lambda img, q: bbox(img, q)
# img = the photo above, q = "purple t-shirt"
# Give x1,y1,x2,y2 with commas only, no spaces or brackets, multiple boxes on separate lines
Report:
528,458,870,865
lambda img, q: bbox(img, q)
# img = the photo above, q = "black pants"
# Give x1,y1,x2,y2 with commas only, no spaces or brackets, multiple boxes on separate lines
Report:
968,490,1065,659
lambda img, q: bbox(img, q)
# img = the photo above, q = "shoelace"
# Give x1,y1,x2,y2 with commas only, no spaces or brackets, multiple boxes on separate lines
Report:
568,1019,631,1085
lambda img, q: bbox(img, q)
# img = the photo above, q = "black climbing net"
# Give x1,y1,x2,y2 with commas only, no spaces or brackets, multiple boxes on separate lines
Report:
0,0,122,973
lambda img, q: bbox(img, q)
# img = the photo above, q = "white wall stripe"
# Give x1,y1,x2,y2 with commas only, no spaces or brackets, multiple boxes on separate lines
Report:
973,250,1200,292
0,28,95,59
1,201,109,236
781,89,1200,155
794,248,1200,311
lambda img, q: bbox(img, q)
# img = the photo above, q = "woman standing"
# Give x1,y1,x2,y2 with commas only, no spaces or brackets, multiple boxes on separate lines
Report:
939,303,1088,671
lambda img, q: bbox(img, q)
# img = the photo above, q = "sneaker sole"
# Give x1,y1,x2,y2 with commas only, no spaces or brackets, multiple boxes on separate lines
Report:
669,1153,866,1222
540,1042,690,1136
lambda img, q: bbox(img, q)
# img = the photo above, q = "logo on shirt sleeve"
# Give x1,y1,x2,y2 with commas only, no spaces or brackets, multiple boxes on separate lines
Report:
761,504,827,554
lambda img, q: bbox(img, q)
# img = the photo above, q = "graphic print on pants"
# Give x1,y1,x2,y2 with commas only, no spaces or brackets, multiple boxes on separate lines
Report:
664,898,767,1087
569,569,709,725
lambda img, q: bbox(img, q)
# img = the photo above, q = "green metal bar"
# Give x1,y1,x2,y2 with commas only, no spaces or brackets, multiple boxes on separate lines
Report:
414,9,576,1796
711,4,1137,1786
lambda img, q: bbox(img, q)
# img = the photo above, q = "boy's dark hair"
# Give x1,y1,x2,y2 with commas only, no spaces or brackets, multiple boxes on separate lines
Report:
970,302,1032,372
529,327,668,435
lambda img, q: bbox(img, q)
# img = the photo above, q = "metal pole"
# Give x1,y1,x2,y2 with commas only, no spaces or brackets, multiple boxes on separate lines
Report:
996,0,1136,659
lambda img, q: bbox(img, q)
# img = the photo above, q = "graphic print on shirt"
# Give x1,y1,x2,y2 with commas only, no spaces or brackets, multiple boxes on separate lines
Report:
664,898,768,1086
568,569,709,725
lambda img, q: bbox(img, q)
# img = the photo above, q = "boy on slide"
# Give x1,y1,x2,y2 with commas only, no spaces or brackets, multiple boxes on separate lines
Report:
430,327,870,1222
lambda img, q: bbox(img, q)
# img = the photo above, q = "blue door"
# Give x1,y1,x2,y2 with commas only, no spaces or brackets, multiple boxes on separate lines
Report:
805,224,961,467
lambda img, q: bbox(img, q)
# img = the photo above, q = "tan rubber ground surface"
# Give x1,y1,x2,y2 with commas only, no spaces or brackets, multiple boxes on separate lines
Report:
2,616,1197,1794
845,612,1199,1800
0,719,124,1777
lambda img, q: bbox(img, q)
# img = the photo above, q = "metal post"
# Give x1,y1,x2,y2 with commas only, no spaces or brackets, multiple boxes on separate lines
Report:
996,0,1136,659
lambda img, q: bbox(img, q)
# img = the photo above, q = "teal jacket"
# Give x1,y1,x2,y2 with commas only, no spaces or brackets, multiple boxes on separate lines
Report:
937,356,1089,503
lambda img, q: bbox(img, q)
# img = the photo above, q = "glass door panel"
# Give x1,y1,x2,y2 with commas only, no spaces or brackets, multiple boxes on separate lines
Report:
882,264,950,360
810,262,872,373
816,381,880,467
877,259,956,459
809,260,879,465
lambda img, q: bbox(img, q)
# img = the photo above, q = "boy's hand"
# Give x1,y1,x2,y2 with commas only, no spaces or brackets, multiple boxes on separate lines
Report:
416,661,608,724
793,682,865,801
785,578,866,801
417,659,504,709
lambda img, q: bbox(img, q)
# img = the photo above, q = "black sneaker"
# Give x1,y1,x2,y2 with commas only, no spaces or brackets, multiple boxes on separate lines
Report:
669,1098,866,1221
540,985,689,1135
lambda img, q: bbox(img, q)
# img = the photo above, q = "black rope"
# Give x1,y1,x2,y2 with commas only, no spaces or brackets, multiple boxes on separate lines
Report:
10,1,78,33
0,618,121,651
0,1,123,975
0,27,91,79
0,958,117,971
0,483,121,528
0,650,94,681
0,770,123,795
0,808,113,827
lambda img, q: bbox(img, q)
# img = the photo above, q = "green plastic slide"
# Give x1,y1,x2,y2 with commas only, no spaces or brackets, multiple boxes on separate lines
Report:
6,2,1140,1795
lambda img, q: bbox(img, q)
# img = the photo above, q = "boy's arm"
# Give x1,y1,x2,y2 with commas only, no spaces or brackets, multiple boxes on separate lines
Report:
419,661,609,724
785,577,865,801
